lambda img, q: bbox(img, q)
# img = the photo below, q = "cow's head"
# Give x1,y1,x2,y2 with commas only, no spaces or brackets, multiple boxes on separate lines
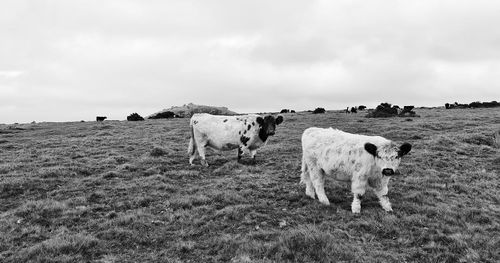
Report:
256,115,283,141
364,142,412,176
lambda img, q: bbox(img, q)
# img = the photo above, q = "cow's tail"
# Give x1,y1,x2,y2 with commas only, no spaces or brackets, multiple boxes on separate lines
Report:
188,122,196,156
300,153,307,184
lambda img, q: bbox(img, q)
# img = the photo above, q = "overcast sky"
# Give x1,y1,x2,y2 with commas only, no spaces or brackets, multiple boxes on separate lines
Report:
1,0,500,123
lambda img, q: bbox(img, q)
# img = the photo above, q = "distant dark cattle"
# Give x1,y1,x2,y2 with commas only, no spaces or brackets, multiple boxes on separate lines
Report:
312,107,326,114
127,113,144,121
96,116,107,122
358,105,367,110
400,106,416,117
402,106,414,111
350,107,358,113
345,107,350,114
280,109,296,114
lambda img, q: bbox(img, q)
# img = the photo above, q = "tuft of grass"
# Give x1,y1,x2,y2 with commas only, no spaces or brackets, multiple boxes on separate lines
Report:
101,170,120,179
39,166,70,178
168,194,212,210
14,199,67,227
236,225,365,262
463,134,493,146
492,129,500,148
17,231,101,262
150,147,168,157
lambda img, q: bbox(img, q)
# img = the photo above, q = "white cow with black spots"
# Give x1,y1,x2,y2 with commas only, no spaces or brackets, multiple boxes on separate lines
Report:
188,113,283,166
300,127,412,213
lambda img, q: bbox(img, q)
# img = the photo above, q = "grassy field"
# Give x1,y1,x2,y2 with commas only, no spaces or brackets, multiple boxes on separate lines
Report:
1,108,499,262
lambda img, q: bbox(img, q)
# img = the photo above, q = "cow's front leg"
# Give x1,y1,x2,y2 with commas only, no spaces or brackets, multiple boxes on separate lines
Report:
374,178,392,212
377,194,392,212
351,175,366,213
351,193,362,214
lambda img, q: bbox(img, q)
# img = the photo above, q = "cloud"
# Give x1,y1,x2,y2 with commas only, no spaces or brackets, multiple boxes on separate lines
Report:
1,0,500,123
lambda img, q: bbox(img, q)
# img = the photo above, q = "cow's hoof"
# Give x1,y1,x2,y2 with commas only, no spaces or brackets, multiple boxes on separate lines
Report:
305,189,315,199
382,206,393,212
319,199,330,206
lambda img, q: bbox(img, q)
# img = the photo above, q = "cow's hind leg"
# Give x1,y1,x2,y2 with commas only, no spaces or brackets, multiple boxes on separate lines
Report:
300,159,315,199
237,146,242,159
196,144,209,167
310,167,330,205
250,149,257,164
188,138,198,165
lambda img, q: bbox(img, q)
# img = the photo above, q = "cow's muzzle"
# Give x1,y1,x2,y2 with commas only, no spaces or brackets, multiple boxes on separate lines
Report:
382,168,395,176
268,131,275,136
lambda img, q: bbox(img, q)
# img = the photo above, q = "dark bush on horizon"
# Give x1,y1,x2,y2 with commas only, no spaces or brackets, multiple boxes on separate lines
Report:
445,101,499,109
366,103,398,118
312,107,326,114
469,101,499,108
366,103,419,118
127,113,144,121
148,111,179,119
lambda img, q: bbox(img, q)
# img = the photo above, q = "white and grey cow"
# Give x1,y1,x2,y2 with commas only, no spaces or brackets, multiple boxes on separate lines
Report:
300,127,412,213
188,113,283,166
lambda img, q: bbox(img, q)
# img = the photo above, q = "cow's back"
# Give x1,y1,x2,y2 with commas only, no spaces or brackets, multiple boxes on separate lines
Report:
190,114,254,150
302,127,388,150
302,127,386,175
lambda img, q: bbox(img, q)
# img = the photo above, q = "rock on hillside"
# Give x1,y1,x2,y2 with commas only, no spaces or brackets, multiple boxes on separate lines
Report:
148,103,238,118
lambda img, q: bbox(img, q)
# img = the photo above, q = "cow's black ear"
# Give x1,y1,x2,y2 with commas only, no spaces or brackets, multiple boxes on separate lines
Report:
256,117,264,126
275,115,283,125
364,143,378,157
398,143,412,157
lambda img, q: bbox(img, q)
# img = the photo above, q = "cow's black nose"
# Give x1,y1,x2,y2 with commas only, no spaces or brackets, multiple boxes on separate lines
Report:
268,131,275,136
382,168,395,176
